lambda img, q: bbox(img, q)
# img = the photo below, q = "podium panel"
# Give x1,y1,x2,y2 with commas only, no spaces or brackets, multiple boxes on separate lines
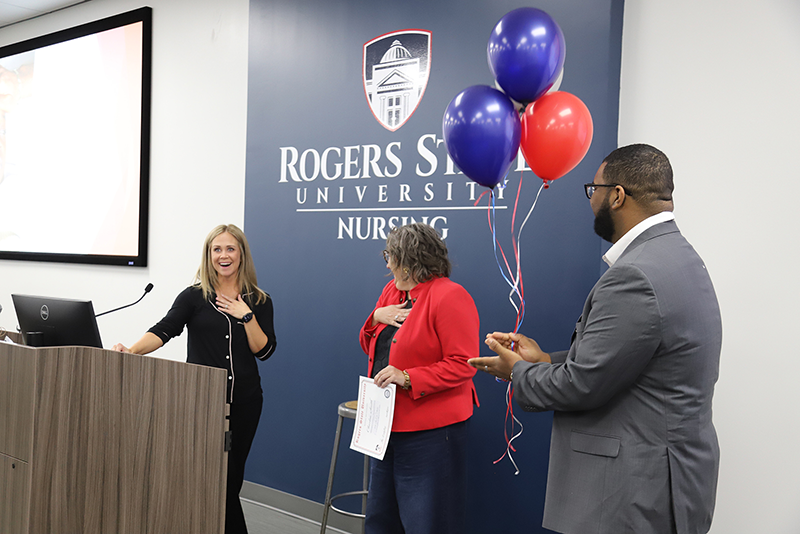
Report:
0,452,30,534
0,343,35,461
0,343,228,534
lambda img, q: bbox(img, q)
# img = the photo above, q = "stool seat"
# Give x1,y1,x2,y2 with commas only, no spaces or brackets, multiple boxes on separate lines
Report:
339,400,358,418
320,400,369,534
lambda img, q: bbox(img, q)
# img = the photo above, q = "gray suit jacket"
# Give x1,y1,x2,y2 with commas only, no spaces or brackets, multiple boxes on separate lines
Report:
513,221,721,534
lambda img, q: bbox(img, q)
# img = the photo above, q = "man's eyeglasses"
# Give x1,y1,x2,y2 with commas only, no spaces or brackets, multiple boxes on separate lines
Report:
583,183,633,200
382,250,390,263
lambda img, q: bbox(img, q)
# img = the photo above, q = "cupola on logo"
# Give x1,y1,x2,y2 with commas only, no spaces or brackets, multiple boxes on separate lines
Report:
363,30,431,132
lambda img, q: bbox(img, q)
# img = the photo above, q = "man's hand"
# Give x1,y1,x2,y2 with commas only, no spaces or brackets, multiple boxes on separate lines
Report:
486,332,550,364
469,332,550,380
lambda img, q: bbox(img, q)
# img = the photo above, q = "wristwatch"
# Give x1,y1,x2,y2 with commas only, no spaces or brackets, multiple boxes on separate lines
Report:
242,312,254,323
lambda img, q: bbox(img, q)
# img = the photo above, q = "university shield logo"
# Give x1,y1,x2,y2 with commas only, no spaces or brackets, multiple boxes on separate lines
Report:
363,30,431,131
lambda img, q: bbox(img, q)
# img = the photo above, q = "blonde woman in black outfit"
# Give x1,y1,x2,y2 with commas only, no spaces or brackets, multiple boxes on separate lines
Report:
114,223,276,534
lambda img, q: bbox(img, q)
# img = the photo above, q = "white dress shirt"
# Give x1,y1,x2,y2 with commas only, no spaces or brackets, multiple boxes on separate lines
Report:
602,211,675,267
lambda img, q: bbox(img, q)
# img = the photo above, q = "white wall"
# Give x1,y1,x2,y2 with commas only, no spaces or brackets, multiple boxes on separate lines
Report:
619,1,800,532
0,0,250,361
2,0,798,531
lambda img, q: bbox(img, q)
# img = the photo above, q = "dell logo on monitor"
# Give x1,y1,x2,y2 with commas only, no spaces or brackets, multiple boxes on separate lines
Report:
40,305,49,321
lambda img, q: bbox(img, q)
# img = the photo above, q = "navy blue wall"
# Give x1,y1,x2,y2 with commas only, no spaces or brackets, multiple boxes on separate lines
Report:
245,1,622,531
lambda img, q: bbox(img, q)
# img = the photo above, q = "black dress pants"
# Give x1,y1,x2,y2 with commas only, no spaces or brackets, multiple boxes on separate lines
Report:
225,395,263,534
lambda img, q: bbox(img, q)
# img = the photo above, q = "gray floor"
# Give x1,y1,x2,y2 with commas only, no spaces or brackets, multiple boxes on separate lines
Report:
242,498,354,534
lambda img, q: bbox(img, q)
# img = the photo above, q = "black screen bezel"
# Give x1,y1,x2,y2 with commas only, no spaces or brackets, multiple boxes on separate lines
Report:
0,7,152,267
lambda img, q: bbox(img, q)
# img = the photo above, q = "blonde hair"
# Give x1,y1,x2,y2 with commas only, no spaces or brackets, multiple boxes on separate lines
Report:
194,224,268,305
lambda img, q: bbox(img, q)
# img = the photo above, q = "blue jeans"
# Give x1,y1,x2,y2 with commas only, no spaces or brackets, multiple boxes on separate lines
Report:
365,420,469,534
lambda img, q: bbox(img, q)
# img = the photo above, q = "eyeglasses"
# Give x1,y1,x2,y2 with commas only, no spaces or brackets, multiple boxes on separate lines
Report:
382,250,390,263
584,183,633,199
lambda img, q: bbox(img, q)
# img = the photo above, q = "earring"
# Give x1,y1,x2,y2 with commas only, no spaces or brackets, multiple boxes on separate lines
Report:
404,268,409,273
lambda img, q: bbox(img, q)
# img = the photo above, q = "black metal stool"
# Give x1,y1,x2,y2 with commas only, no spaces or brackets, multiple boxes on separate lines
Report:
320,400,369,534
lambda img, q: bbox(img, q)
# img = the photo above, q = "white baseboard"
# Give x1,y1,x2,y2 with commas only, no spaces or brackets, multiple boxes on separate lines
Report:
240,481,363,534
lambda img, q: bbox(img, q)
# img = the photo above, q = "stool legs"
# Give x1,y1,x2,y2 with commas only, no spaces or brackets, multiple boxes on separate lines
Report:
320,414,345,533
320,413,370,534
361,455,369,534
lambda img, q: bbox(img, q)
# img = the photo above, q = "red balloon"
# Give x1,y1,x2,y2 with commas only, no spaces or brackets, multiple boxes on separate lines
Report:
520,91,594,182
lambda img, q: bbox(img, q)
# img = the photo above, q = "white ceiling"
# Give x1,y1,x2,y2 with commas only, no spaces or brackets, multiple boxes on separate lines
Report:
0,0,90,29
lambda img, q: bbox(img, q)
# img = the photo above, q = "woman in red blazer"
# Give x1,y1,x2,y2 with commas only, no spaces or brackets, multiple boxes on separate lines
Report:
359,223,479,534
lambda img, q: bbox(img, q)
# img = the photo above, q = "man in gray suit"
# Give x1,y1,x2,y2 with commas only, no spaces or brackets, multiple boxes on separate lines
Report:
470,144,721,534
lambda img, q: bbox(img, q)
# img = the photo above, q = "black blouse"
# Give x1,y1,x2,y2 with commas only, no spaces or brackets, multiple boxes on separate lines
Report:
148,286,277,404
371,291,412,378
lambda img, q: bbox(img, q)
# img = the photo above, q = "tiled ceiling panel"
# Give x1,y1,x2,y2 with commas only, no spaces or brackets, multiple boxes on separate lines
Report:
0,1,90,29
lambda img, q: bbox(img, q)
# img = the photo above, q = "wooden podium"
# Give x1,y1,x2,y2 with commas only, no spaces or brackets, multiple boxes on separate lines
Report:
0,338,229,534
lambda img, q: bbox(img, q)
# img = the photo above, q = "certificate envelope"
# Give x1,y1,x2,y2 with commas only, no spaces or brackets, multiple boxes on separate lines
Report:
349,376,396,460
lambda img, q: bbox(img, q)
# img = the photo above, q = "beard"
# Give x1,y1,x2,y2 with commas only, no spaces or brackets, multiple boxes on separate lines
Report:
593,198,616,243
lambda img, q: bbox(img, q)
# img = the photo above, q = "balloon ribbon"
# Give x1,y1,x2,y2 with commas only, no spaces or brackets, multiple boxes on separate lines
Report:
476,171,546,474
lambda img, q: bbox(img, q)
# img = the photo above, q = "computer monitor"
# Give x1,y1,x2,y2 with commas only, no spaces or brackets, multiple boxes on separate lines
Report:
11,294,103,348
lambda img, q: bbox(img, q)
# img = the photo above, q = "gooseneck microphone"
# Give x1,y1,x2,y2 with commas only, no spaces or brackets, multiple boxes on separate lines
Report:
95,283,154,318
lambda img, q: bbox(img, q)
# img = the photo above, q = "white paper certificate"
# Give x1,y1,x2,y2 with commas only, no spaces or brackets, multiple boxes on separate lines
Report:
349,376,396,460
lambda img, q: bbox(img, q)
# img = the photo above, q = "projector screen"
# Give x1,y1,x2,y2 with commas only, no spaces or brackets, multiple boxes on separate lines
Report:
0,7,151,267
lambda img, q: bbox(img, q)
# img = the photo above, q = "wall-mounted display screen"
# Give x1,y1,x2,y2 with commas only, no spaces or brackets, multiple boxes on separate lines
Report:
0,7,151,267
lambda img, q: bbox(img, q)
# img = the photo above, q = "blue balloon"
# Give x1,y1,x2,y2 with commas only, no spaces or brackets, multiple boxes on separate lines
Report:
442,85,521,189
488,8,566,104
